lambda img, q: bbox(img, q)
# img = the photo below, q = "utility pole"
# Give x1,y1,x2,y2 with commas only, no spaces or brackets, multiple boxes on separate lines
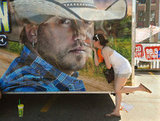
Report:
145,0,152,42
145,0,151,27
131,0,137,85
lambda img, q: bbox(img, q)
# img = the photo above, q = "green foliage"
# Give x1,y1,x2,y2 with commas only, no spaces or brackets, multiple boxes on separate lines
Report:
103,15,131,38
111,38,131,62
7,41,23,54
79,58,106,78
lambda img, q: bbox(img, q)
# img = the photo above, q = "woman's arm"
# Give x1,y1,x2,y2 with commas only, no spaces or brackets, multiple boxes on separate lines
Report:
92,48,99,66
102,49,112,69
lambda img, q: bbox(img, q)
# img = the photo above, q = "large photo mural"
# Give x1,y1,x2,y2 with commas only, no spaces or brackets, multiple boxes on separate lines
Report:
0,0,132,92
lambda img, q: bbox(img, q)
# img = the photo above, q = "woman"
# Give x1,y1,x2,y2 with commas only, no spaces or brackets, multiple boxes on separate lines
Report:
91,34,152,117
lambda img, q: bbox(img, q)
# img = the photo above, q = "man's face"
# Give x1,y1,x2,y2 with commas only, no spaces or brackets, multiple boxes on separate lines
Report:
36,16,94,74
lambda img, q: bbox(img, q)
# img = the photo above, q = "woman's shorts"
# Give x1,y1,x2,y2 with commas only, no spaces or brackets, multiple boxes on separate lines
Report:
114,73,131,80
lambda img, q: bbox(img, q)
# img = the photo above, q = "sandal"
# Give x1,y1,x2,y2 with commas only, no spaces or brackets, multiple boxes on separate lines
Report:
140,83,152,93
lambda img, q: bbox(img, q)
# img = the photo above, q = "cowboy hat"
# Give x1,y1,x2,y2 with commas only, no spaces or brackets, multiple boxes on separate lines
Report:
13,0,127,24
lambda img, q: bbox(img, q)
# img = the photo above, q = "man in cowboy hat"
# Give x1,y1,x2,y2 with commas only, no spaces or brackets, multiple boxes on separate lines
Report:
0,0,127,92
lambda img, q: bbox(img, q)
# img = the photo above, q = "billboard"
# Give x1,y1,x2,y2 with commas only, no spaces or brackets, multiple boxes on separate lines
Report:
0,0,132,93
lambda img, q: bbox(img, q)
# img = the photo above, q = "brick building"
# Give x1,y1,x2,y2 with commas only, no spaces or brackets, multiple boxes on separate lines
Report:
159,3,160,40
136,0,159,42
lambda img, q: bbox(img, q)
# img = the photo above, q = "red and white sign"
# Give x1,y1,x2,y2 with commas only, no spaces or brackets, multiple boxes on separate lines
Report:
135,44,144,58
135,44,160,61
144,46,160,60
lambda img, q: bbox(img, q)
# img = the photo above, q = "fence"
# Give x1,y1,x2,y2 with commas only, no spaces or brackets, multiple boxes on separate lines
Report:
135,59,160,69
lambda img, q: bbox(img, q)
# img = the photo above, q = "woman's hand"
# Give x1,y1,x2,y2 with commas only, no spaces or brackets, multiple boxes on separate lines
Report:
89,46,96,52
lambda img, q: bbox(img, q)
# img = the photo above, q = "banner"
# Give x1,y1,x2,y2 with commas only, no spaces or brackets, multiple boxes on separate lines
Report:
136,25,160,43
135,44,160,61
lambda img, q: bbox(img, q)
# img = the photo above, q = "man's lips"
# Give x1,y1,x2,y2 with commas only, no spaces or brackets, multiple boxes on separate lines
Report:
69,47,85,53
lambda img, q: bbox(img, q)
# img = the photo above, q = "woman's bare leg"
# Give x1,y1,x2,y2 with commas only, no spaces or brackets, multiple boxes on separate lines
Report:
106,77,127,117
106,77,152,117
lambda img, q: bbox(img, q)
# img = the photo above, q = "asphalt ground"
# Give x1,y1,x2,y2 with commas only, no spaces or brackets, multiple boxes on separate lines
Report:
0,94,120,121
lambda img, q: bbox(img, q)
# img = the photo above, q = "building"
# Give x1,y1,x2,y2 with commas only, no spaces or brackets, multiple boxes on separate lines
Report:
136,0,159,42
159,2,160,40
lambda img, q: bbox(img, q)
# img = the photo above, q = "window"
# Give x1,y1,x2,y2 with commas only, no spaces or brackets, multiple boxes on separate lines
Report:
150,10,155,24
137,0,156,4
137,0,146,4
137,21,145,27
138,11,145,22
151,0,156,3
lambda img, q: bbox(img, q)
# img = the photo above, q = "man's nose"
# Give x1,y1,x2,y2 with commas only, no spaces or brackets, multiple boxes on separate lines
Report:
73,21,87,42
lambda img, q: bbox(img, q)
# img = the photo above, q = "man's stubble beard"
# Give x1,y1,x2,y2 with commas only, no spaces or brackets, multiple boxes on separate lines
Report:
56,49,87,72
37,44,87,73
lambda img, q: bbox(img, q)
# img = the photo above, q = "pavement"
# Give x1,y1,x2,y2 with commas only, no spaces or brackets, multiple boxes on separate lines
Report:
119,71,160,121
0,71,159,121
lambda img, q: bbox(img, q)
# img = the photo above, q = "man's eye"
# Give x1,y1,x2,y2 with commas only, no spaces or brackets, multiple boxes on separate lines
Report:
84,21,93,25
60,19,71,25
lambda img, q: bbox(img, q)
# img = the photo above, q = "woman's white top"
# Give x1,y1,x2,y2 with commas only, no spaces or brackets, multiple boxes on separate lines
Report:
109,50,132,74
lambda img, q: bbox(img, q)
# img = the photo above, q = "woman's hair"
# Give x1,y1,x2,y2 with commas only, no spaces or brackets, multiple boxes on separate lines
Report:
93,34,108,46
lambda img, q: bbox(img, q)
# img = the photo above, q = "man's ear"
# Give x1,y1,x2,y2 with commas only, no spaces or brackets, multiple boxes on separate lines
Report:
25,24,38,44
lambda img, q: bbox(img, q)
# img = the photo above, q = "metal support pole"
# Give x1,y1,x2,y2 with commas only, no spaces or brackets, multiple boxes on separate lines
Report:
131,0,137,85
146,0,152,42
145,0,151,27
